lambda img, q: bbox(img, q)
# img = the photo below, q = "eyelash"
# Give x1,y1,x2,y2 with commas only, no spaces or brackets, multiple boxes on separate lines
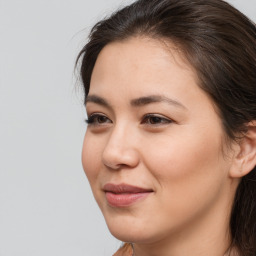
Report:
85,113,111,125
142,114,173,125
85,113,173,126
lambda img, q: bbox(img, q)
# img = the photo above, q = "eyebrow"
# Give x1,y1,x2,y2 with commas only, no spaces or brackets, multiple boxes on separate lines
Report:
130,95,187,109
85,95,110,108
85,94,187,110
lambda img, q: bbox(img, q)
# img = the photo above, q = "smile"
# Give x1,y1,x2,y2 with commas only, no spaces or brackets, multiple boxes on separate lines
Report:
103,183,154,207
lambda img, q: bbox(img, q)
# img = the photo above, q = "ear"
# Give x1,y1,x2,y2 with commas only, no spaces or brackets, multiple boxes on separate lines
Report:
229,121,256,178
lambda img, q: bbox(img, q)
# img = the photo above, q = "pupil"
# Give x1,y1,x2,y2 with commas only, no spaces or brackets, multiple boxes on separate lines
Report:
150,117,161,124
98,116,106,123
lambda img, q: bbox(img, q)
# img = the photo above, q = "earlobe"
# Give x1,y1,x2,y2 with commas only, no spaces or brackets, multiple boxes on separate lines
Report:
229,121,256,178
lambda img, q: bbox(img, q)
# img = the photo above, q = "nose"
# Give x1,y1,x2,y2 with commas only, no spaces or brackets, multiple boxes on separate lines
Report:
102,125,140,170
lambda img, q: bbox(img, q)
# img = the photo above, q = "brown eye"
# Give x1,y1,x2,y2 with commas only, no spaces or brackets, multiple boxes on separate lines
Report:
86,114,112,125
148,116,163,124
97,115,108,123
142,114,172,125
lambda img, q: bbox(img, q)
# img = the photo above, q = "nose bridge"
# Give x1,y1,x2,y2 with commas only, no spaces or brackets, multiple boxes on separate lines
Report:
102,121,139,169
107,123,127,148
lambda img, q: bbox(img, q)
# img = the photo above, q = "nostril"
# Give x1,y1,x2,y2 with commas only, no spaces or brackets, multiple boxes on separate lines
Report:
102,159,122,170
102,147,140,170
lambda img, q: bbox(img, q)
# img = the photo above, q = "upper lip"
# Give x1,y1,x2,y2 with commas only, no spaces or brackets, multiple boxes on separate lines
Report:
103,183,153,194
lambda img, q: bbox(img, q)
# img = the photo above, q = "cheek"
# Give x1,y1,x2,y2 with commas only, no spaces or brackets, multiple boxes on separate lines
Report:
142,129,226,204
81,133,102,185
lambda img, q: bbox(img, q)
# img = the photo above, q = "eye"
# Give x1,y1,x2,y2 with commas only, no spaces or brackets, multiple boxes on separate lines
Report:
85,113,112,125
142,114,173,125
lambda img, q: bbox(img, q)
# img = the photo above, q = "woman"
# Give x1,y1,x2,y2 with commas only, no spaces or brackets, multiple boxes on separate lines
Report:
76,0,256,255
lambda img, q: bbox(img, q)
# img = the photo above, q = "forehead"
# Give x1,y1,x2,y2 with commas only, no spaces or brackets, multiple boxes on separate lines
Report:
90,37,203,104
91,37,218,113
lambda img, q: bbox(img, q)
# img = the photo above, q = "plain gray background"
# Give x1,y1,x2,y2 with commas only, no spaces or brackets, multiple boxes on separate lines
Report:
0,0,255,255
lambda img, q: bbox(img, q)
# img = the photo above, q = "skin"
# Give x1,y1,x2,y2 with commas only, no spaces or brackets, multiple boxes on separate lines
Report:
82,37,243,256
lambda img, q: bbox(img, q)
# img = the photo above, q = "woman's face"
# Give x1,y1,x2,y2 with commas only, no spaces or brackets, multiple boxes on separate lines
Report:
82,37,235,244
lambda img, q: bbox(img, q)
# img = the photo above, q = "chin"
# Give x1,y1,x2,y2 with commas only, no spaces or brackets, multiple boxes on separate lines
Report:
104,215,148,242
105,215,164,244
108,226,150,244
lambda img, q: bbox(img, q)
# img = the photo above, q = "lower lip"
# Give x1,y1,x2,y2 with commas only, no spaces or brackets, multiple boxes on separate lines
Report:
105,192,152,207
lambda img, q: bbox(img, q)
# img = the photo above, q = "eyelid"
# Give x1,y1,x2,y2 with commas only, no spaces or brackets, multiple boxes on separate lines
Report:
141,113,174,125
85,112,112,125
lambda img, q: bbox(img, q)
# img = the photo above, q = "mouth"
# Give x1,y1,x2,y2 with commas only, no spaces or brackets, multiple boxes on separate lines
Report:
103,183,154,207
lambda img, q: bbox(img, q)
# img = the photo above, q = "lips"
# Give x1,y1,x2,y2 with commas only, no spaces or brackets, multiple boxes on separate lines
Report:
103,183,153,207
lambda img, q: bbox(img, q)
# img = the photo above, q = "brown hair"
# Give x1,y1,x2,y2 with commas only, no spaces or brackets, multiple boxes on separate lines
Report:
76,0,256,254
